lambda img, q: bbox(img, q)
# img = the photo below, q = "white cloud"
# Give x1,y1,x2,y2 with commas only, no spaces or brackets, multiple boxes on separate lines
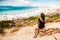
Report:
9,0,30,6
0,0,60,8
0,0,30,6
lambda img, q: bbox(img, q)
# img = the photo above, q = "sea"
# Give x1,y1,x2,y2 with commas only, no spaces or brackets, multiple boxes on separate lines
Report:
0,6,38,15
0,6,40,20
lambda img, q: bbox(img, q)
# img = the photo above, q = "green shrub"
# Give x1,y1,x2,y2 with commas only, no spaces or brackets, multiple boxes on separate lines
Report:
0,20,15,33
23,15,40,21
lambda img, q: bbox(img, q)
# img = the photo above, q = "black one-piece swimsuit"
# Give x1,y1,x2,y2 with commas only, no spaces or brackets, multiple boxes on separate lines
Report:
38,19,45,29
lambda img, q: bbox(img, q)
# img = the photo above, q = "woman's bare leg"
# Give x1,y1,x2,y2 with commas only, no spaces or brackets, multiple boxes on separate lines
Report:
33,28,39,38
33,29,36,38
36,29,39,37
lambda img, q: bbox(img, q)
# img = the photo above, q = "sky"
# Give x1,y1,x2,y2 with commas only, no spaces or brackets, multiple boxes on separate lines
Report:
0,0,60,8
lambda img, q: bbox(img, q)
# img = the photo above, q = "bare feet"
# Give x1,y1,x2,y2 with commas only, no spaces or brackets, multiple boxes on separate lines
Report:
33,36,37,38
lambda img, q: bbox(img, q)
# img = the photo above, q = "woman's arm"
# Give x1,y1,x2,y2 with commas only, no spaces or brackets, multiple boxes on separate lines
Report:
40,18,44,22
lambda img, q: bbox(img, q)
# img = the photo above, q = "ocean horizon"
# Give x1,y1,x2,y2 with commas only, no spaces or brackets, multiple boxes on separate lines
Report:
0,6,38,15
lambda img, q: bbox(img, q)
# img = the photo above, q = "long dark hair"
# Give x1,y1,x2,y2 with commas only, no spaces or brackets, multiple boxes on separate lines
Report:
40,13,45,21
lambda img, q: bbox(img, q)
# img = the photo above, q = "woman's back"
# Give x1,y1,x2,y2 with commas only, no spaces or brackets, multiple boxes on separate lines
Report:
38,18,45,29
38,13,45,29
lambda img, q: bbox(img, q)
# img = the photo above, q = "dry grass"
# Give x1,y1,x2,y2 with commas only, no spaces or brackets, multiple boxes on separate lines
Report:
10,28,19,34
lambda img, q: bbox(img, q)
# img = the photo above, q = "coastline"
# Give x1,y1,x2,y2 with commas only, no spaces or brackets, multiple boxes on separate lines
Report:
0,7,60,21
0,13,38,21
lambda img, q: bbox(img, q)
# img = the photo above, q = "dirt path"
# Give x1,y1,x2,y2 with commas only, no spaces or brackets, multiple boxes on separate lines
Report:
0,22,60,40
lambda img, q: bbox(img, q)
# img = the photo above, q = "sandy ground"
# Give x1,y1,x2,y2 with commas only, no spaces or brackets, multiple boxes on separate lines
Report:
0,22,60,40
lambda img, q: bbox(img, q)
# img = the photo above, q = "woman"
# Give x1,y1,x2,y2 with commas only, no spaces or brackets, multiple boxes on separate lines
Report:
33,13,45,38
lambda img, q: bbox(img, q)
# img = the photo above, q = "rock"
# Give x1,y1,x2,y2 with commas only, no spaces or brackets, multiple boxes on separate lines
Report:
54,33,60,40
47,32,52,35
39,32,45,36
